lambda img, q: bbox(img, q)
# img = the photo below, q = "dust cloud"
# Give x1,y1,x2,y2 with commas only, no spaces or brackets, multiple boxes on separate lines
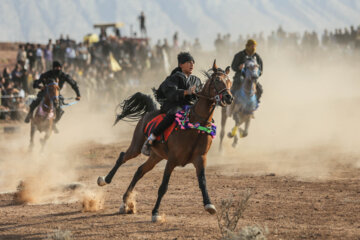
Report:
0,49,359,201
0,94,130,205
206,49,360,179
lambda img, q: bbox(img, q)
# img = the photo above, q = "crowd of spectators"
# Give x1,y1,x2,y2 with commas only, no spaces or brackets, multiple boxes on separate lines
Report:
0,24,359,121
214,25,360,61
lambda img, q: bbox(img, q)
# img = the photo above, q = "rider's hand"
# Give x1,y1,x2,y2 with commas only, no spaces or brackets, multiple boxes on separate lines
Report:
239,64,245,70
75,96,81,101
184,86,196,96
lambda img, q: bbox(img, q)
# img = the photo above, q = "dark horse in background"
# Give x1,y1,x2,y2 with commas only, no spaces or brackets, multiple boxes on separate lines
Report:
97,61,233,222
219,58,260,150
29,79,60,151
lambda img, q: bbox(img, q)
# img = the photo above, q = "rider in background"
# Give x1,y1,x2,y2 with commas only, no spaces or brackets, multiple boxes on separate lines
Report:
141,52,202,156
24,61,81,132
231,39,263,102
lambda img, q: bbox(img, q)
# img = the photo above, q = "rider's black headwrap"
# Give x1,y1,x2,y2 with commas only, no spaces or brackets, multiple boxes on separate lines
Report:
52,61,62,69
177,52,195,65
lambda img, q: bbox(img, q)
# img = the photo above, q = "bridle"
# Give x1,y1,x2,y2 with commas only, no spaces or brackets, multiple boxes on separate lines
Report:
43,81,60,110
195,70,230,106
192,70,230,125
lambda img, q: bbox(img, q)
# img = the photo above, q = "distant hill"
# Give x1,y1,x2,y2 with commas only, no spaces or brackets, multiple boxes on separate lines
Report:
0,0,359,49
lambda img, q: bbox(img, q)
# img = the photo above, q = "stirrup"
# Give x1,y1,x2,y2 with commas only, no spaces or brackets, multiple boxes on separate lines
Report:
141,139,153,156
24,113,32,123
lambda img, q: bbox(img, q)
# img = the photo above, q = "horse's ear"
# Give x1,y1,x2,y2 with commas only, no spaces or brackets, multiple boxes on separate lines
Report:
212,59,218,72
225,66,230,75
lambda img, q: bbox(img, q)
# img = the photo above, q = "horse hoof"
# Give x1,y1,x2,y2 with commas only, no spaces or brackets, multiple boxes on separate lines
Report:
119,203,127,214
97,176,107,186
119,202,135,214
151,214,162,222
205,204,217,215
240,133,248,138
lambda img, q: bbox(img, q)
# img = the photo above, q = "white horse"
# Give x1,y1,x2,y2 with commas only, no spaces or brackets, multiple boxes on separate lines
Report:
219,58,260,149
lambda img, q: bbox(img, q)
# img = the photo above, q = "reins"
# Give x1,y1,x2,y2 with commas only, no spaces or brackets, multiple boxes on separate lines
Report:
191,71,229,125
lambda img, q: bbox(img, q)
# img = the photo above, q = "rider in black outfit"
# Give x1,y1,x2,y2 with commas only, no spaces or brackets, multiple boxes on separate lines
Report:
24,61,81,132
141,52,202,156
231,39,263,102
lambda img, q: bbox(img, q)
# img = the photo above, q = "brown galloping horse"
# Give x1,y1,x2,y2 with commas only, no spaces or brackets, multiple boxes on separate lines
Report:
29,79,60,151
97,61,233,222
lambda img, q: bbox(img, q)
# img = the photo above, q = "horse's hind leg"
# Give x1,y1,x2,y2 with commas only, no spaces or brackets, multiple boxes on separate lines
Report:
98,121,145,186
151,161,176,222
120,152,162,214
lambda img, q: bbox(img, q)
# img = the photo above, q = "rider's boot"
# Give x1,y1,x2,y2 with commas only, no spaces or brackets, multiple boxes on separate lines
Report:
24,100,39,123
24,110,33,123
255,82,263,103
141,133,156,156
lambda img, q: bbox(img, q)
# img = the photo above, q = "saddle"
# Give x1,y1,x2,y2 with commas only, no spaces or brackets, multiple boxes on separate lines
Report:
144,114,176,142
144,106,217,142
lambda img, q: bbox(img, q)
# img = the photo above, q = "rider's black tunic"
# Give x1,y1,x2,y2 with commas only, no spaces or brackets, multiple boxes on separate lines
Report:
155,67,202,113
33,70,81,97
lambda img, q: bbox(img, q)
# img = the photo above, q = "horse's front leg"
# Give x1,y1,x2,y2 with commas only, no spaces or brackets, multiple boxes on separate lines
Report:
219,107,228,151
41,123,53,151
151,161,176,222
29,123,35,151
195,156,216,215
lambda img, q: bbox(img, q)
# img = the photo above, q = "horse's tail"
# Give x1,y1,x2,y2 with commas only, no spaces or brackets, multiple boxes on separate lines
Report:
114,92,158,125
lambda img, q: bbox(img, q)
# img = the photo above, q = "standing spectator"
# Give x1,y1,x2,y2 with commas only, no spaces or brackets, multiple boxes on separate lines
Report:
77,42,89,71
2,67,12,84
53,39,61,62
44,45,53,70
16,45,27,67
173,32,179,48
35,44,44,72
11,63,26,91
214,33,223,56
322,30,330,49
138,11,147,37
65,43,76,67
27,44,36,71
193,38,202,52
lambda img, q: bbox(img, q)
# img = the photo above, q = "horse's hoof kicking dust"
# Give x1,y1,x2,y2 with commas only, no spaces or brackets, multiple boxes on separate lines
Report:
151,214,163,222
97,176,107,186
205,204,217,214
119,202,136,214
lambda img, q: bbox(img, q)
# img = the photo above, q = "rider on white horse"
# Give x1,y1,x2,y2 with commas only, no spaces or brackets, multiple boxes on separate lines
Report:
231,39,263,102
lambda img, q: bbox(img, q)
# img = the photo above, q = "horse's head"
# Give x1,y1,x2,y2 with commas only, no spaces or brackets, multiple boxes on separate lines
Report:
200,60,233,107
45,78,60,109
243,58,260,83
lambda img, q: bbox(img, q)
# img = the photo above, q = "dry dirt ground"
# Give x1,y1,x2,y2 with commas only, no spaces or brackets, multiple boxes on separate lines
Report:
0,139,360,240
1,48,360,239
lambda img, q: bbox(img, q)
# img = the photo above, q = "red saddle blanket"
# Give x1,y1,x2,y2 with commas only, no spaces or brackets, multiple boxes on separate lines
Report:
144,114,177,141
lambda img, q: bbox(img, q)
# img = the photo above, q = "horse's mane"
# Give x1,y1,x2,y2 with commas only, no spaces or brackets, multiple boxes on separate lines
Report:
202,67,226,80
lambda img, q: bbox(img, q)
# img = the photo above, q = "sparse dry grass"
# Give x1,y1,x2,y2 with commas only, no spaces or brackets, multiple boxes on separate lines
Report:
217,190,268,240
47,228,72,240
